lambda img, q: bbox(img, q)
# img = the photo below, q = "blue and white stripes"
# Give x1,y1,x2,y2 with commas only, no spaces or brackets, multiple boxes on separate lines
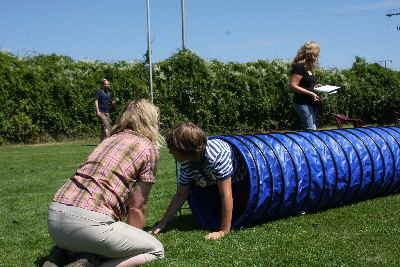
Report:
177,139,234,186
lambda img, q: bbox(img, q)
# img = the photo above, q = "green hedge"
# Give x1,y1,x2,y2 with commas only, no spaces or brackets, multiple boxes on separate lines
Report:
1,50,400,144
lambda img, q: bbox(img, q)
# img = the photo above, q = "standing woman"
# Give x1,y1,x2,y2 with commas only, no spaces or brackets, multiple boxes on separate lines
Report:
44,99,164,267
290,41,321,130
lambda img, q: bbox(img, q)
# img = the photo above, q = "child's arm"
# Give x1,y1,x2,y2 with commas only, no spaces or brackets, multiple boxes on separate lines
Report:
206,177,233,240
150,184,190,234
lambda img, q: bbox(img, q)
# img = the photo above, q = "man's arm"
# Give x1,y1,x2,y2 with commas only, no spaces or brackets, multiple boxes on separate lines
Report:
150,184,190,234
95,99,101,116
127,181,153,229
206,177,233,240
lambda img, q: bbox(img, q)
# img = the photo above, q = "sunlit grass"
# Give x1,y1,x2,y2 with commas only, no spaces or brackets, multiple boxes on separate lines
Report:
0,141,399,266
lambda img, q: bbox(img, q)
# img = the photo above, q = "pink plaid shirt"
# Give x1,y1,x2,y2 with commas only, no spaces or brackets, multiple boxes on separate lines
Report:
53,129,159,220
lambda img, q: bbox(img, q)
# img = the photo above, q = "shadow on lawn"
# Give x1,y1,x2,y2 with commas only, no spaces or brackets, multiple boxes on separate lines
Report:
35,247,95,267
34,246,65,267
145,214,199,233
166,214,199,232
36,215,198,266
35,256,47,267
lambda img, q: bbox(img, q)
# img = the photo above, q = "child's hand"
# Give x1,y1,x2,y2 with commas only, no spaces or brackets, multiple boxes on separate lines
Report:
149,222,166,235
205,231,228,240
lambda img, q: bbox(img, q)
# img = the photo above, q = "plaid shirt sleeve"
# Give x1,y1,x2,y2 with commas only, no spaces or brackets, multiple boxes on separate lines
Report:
136,146,159,183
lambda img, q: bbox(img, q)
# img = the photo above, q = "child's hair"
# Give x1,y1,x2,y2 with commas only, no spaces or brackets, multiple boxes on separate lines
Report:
166,122,207,156
291,41,320,71
110,98,164,148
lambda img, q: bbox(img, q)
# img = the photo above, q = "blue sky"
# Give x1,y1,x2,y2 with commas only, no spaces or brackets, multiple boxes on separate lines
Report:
2,0,400,69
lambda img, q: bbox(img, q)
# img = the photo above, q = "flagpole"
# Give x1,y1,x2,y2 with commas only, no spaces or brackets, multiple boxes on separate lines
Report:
146,0,153,102
181,0,186,50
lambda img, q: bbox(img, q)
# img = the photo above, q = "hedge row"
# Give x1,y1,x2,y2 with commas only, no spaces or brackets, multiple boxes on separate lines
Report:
1,50,400,144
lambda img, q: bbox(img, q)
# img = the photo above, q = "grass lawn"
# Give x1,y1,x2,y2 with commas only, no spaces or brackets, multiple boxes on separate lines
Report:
0,139,400,266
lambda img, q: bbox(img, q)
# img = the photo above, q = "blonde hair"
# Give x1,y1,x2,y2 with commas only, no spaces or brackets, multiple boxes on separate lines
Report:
166,122,207,156
110,99,164,148
292,41,320,71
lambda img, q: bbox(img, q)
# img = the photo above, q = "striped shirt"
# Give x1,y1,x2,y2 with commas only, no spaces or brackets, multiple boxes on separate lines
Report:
53,129,159,221
177,139,234,187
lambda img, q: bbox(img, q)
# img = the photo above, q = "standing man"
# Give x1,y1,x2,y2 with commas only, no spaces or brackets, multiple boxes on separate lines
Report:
95,79,116,139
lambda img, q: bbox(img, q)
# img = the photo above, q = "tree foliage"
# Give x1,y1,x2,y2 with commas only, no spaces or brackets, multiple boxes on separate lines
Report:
1,51,399,144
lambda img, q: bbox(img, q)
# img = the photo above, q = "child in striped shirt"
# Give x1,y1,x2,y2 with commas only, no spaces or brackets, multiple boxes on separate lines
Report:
151,122,236,240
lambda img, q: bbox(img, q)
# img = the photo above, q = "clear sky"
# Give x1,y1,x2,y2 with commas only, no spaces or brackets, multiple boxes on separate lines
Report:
2,0,400,70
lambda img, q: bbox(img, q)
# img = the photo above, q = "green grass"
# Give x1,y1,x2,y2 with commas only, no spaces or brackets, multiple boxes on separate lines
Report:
1,141,400,266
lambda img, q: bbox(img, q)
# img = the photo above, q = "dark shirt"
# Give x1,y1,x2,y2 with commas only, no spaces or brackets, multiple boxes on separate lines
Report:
96,89,112,113
291,63,316,105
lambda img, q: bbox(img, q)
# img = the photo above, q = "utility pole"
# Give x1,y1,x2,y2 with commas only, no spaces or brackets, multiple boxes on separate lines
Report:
386,8,400,31
386,9,400,17
181,0,186,50
377,59,392,69
146,0,153,103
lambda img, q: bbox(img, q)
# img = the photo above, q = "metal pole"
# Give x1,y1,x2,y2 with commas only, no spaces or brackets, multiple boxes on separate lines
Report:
146,0,153,102
377,59,392,69
181,0,186,50
386,12,400,17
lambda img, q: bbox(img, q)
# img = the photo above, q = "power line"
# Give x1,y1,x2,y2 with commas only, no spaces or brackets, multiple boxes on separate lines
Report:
386,11,400,17
386,8,400,17
385,8,400,31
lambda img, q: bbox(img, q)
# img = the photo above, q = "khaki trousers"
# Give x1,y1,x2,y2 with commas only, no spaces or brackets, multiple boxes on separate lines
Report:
47,202,164,259
97,112,112,139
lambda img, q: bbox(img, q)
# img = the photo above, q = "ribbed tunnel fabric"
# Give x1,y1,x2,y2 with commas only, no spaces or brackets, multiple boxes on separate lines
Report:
187,126,400,230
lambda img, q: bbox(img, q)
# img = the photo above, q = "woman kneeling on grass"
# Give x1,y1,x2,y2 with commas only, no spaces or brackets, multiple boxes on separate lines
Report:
44,99,164,267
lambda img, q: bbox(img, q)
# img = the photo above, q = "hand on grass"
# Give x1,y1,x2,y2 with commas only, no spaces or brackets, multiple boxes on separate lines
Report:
205,231,228,240
149,222,166,235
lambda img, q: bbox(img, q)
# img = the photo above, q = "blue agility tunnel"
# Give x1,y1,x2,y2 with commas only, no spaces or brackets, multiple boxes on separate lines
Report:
187,126,400,230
